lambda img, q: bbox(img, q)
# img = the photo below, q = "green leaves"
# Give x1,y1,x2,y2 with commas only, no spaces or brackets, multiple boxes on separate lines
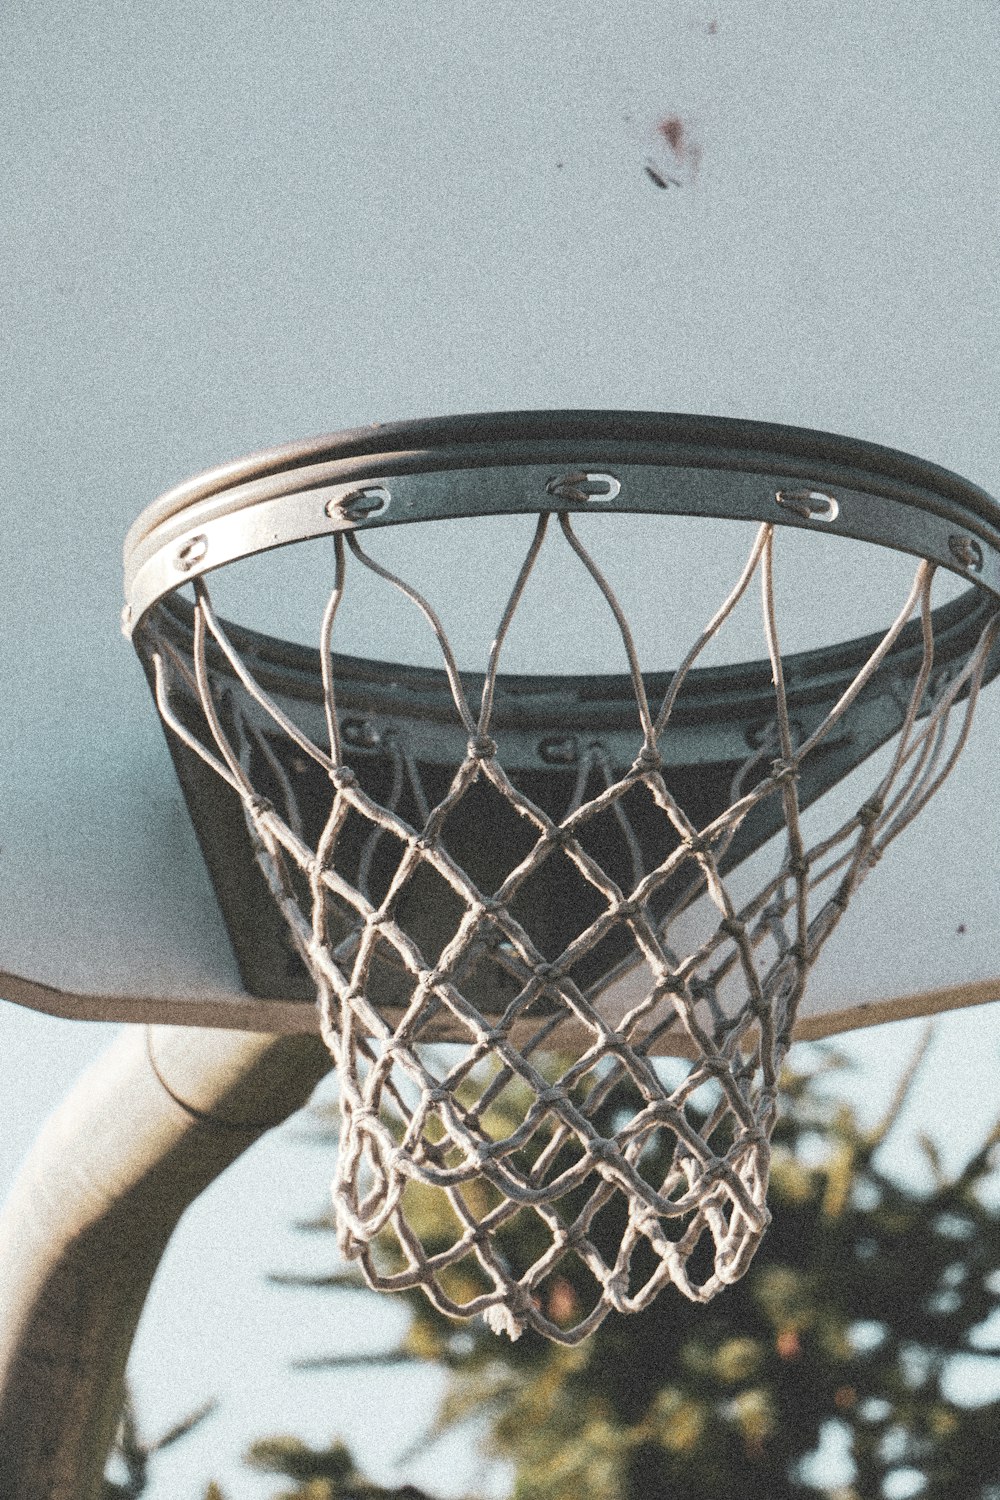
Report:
272,1042,1000,1500
242,1437,437,1499
114,1040,1000,1500
246,1437,355,1483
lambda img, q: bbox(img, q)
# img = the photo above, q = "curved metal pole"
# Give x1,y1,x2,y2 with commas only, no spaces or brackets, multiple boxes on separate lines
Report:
0,1023,331,1500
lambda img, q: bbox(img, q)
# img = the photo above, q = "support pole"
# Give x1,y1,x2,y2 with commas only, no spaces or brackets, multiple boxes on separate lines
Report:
0,1024,331,1500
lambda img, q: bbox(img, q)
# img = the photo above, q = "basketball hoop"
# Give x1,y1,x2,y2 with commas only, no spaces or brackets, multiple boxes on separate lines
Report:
124,412,1000,1342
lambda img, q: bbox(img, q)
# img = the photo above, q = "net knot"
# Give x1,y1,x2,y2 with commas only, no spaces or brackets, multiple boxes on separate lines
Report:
770,756,800,784
858,796,884,828
329,766,358,790
602,1269,631,1311
683,831,712,858
533,962,559,981
656,972,689,1000
468,735,498,760
246,793,274,818
554,1224,586,1253
634,745,662,772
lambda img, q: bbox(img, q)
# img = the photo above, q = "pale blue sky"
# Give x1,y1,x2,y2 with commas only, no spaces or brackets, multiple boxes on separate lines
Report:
2,1006,998,1497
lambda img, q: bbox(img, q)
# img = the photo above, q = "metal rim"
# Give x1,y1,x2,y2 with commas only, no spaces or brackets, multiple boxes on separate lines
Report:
124,410,1000,633
148,586,999,750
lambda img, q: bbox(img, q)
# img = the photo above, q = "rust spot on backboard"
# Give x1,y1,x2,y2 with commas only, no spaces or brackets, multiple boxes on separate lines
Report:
645,113,703,189
658,116,685,153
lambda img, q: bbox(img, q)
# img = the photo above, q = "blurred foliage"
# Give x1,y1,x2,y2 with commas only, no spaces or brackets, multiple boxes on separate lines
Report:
237,1435,435,1498
257,1038,1000,1500
110,1040,1000,1499
101,1387,217,1498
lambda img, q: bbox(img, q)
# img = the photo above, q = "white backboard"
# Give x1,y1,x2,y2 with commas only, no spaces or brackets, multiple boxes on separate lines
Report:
2,1,998,1039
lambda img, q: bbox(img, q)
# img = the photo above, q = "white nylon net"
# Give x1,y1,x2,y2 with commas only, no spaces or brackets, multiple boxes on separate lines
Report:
146,513,997,1342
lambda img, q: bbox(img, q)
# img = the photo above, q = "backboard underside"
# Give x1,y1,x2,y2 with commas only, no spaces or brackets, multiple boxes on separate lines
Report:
3,4,998,1044
4,651,999,1044
7,478,1000,1046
